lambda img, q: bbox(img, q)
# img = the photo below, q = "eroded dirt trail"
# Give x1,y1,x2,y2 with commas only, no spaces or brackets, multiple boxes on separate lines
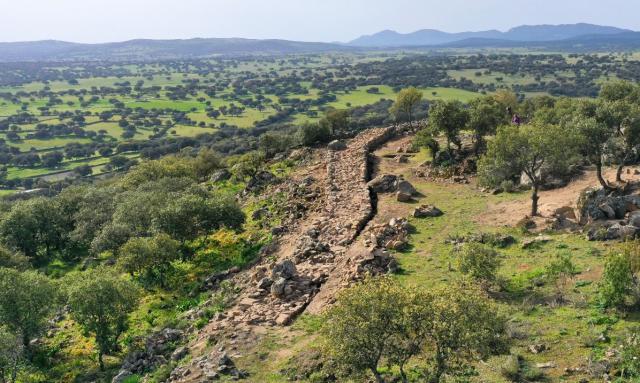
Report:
170,127,396,382
477,167,640,227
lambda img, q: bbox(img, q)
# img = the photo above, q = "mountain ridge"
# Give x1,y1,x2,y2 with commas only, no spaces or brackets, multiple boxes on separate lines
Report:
349,23,632,47
0,24,639,62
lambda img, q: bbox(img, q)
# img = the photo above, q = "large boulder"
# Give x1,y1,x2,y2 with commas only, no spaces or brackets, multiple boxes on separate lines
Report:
397,180,417,196
629,211,640,228
413,205,443,218
327,140,347,151
271,260,297,280
396,191,413,203
368,174,398,193
608,224,638,240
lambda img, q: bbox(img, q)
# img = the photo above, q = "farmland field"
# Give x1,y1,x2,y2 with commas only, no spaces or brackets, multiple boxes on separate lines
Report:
1,51,639,190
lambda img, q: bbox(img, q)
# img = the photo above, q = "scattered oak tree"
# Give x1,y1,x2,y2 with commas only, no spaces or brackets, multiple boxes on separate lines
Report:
467,96,506,155
65,268,140,370
0,269,57,350
117,234,180,287
321,278,508,383
427,100,469,152
322,277,404,383
391,87,423,128
479,123,578,216
572,116,615,191
0,326,23,383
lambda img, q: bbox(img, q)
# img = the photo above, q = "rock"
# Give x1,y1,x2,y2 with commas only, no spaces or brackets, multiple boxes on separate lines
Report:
210,169,231,183
554,206,576,220
112,370,133,383
413,205,443,218
395,155,409,163
271,260,297,280
599,203,616,219
536,362,556,369
367,174,398,193
218,353,234,368
607,224,638,240
396,191,413,202
288,148,310,161
529,344,547,354
271,226,286,236
522,235,552,249
257,277,273,290
396,180,417,196
327,140,347,151
270,277,287,298
245,171,278,193
629,211,640,227
171,346,188,361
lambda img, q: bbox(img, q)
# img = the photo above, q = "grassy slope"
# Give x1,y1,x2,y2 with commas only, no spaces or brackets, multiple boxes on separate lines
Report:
221,148,637,383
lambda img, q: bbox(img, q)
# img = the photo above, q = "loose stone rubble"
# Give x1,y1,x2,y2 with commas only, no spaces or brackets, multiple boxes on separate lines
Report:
166,127,399,382
113,328,184,382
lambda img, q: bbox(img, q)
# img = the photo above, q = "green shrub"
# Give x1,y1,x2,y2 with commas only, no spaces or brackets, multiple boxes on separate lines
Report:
297,122,332,146
500,180,516,193
500,354,521,381
599,248,638,309
456,243,502,284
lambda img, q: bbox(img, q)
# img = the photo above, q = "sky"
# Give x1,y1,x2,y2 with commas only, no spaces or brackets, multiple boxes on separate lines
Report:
1,0,640,44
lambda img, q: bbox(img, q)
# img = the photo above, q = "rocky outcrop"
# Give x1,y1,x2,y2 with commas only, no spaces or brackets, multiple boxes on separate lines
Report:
112,329,184,382
576,187,640,224
577,187,640,241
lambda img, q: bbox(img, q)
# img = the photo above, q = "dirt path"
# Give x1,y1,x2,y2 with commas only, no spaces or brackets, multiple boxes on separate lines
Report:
477,167,640,227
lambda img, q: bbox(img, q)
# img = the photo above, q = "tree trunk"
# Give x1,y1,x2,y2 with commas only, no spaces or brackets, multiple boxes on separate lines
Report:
98,352,105,371
429,353,446,383
596,162,613,191
10,358,18,383
399,364,408,383
531,184,540,217
370,367,384,383
616,163,624,183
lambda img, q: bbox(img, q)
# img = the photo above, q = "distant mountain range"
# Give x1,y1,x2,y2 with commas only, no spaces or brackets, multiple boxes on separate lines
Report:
349,23,632,47
1,24,640,62
0,38,352,62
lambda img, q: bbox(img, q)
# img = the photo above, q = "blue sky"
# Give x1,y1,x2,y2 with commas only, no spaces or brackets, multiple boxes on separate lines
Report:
1,0,639,43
